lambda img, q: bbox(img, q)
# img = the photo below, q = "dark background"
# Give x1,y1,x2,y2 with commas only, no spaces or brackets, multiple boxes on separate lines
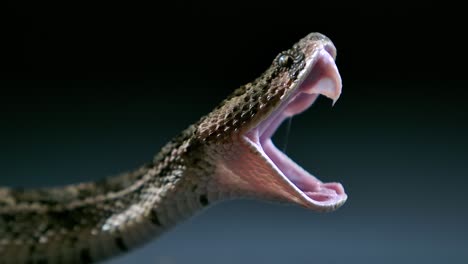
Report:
1,1,467,263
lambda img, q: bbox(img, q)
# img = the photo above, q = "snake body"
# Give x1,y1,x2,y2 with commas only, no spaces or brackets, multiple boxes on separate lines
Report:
0,33,347,263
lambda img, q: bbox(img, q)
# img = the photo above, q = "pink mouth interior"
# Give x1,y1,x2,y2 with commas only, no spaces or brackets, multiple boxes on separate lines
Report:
245,50,347,208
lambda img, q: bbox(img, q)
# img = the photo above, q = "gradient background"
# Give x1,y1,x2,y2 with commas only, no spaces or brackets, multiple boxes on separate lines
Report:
1,2,467,264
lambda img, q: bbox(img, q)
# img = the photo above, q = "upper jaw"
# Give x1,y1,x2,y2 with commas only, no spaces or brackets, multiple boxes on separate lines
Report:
286,46,342,115
253,47,342,143
298,48,342,105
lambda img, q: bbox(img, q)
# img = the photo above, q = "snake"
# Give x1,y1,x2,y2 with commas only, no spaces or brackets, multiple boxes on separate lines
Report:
0,32,347,263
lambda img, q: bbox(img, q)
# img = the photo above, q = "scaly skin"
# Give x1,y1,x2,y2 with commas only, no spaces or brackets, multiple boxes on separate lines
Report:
0,33,347,263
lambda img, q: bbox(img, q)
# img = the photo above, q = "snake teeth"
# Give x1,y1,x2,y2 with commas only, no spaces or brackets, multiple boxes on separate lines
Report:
300,49,342,105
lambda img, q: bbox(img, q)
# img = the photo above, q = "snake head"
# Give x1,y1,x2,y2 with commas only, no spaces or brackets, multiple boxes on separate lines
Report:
195,33,347,212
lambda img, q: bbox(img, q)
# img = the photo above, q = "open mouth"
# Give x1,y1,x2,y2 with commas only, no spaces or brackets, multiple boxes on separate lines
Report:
244,48,347,211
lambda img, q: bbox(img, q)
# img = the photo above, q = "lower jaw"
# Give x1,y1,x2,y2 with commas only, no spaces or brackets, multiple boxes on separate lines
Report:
244,129,347,211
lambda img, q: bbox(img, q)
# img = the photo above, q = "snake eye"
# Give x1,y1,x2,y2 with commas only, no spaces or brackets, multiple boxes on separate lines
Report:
278,54,293,67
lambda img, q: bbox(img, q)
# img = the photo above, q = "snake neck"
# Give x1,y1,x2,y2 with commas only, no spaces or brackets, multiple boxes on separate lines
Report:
0,125,224,263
